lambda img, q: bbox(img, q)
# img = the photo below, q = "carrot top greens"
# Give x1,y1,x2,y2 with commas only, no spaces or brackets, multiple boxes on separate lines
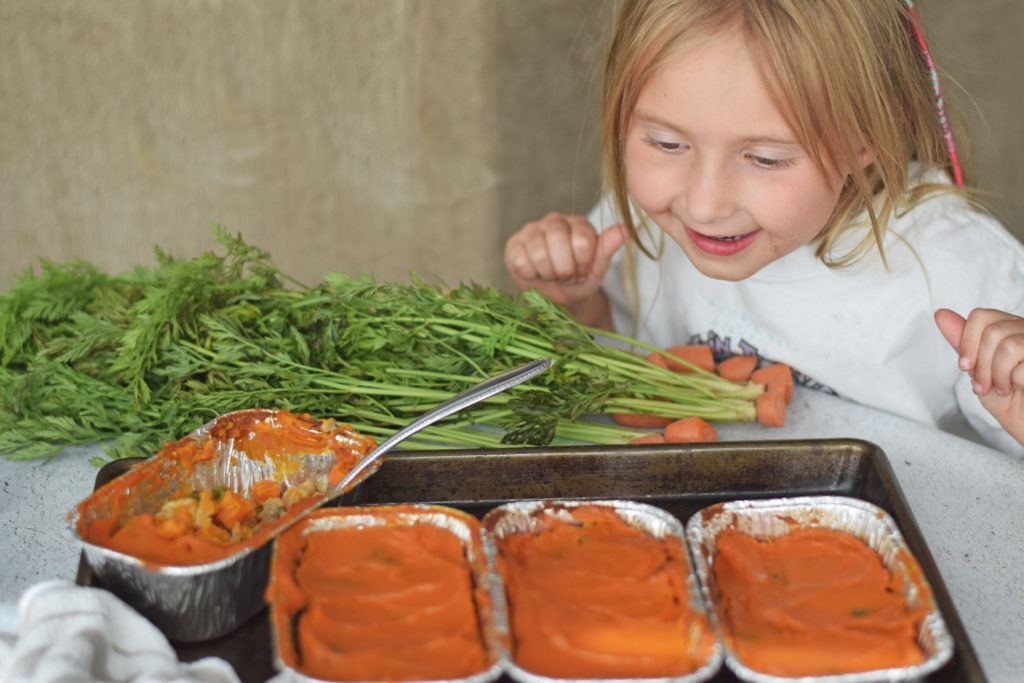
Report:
0,227,761,464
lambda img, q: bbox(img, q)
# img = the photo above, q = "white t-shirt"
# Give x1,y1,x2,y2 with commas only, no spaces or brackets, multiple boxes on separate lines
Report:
592,169,1024,455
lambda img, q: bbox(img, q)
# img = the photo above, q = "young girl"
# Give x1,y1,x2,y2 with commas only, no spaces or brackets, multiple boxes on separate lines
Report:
504,0,1024,454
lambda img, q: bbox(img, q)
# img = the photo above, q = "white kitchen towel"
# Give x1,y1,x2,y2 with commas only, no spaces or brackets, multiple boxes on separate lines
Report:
0,580,240,683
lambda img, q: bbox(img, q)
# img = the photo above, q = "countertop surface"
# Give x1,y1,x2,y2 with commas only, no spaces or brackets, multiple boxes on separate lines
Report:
2,386,1022,682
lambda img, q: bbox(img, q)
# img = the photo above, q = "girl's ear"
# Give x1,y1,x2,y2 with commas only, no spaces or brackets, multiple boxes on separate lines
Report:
857,146,876,170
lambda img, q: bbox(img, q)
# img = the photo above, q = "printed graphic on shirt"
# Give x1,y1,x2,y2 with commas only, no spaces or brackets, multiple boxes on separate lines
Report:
687,330,838,396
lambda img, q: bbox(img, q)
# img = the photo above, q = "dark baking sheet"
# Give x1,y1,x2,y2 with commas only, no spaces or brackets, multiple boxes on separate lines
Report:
77,438,986,683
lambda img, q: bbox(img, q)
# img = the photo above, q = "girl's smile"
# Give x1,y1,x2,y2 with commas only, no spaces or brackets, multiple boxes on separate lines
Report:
624,23,847,280
686,227,763,257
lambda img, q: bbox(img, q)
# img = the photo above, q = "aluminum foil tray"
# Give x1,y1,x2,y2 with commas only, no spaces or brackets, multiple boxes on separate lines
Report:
685,496,954,682
68,409,380,642
77,438,984,682
266,504,503,683
483,499,721,683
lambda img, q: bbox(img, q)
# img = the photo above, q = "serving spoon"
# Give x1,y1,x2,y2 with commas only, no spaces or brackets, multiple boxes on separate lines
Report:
321,356,553,505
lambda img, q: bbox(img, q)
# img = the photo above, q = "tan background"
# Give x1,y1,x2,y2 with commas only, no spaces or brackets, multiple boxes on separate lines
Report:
1,1,1021,293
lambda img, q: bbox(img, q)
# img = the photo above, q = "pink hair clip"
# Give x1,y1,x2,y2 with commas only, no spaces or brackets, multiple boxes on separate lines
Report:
905,0,964,187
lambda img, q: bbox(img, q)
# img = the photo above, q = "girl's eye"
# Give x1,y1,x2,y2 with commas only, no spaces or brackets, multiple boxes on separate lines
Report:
642,136,685,153
747,154,795,170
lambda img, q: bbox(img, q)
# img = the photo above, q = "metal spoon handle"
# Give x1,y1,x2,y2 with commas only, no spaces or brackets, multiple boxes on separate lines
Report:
332,357,553,494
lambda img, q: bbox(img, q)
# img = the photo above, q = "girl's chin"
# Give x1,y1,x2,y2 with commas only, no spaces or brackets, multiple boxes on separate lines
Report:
689,260,759,282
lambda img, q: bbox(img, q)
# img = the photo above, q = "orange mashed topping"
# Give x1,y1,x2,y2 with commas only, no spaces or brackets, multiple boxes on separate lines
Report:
267,511,490,681
76,410,376,567
496,505,715,678
713,527,928,676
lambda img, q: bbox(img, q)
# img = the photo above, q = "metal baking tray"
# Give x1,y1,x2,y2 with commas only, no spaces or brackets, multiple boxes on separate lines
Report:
76,438,985,683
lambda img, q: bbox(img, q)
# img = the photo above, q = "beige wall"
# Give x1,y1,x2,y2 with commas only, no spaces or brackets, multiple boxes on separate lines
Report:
1,1,1020,293
928,0,1024,238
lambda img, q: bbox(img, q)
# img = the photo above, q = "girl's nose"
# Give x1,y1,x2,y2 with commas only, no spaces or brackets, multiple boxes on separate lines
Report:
682,158,735,224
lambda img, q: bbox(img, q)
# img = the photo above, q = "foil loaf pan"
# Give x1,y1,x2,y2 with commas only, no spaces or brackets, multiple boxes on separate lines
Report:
483,499,723,683
685,495,955,683
66,409,381,642
266,504,504,683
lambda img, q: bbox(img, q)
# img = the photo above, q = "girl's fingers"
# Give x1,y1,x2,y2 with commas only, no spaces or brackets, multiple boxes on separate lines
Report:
962,309,1024,394
546,215,598,281
1009,361,1024,396
992,349,1024,397
504,237,538,281
982,321,1024,396
527,219,574,281
935,308,1024,396
509,213,603,283
504,213,621,315
933,308,966,358
592,224,630,276
505,213,575,282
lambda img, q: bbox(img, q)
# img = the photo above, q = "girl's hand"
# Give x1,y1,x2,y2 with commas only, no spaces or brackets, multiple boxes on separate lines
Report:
504,212,629,328
934,307,1024,446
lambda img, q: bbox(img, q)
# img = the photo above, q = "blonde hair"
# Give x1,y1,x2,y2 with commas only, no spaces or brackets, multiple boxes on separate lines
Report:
601,0,970,267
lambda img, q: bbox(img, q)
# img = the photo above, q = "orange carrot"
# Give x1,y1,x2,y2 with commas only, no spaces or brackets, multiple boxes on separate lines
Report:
716,355,758,383
766,376,792,404
197,522,232,544
644,352,670,369
664,416,718,443
751,363,793,403
157,506,194,538
611,413,674,429
250,479,282,505
662,344,715,373
629,433,667,445
215,489,257,528
755,389,787,427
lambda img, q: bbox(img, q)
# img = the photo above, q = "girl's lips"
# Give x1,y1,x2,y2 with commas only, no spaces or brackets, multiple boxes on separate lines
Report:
685,226,761,256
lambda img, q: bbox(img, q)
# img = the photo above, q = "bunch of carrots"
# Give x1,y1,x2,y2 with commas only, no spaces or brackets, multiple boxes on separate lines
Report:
611,344,793,445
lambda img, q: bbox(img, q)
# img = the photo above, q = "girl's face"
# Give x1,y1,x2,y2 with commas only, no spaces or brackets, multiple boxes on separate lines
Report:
625,26,847,280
